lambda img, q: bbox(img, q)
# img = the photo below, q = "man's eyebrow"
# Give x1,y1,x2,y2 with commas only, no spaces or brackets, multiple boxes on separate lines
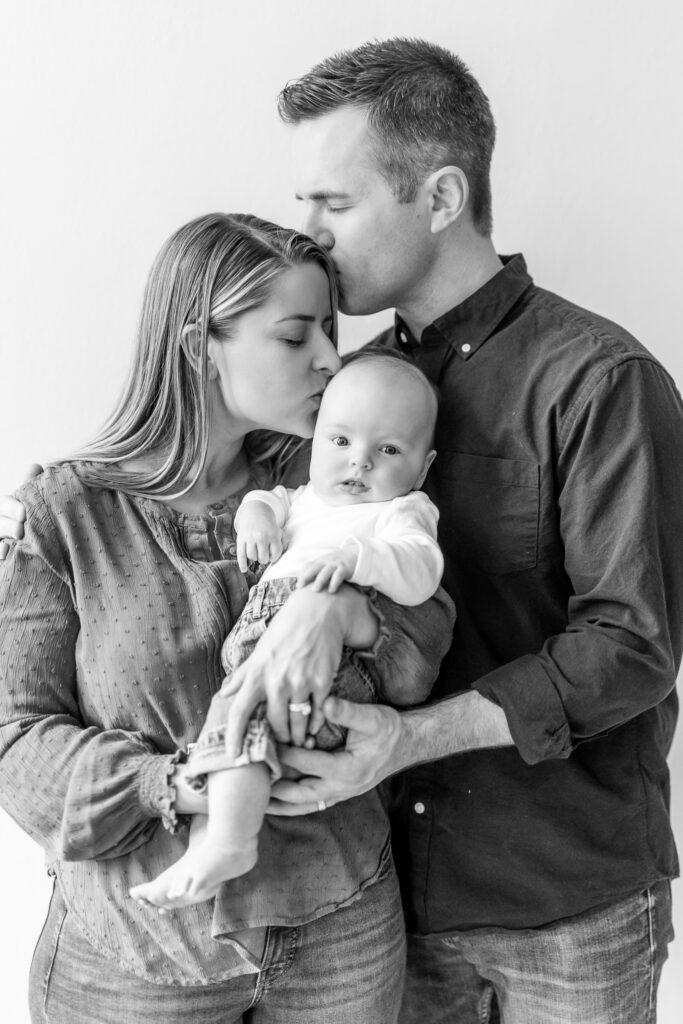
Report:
295,190,350,201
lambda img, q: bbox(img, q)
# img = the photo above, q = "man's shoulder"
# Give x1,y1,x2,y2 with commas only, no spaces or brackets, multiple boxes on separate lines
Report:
527,284,657,367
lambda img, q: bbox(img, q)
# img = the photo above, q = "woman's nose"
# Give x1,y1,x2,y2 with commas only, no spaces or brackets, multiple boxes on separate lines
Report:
312,333,342,376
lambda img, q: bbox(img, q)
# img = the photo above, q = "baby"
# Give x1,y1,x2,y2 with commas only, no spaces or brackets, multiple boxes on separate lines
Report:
130,352,443,911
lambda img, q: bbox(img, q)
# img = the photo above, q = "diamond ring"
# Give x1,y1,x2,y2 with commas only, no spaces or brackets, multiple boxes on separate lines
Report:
288,700,312,715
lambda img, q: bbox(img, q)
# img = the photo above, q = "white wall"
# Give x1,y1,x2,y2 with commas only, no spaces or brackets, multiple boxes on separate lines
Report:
1,2,681,1019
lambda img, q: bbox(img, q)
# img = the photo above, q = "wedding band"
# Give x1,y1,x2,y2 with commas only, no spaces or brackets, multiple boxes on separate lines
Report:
288,700,312,715
317,799,327,812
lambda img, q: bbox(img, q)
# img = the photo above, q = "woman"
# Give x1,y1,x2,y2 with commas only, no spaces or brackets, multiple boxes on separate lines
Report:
0,213,452,1023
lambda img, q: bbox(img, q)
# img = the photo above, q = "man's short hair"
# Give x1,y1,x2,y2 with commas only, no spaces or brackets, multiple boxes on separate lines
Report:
278,37,496,235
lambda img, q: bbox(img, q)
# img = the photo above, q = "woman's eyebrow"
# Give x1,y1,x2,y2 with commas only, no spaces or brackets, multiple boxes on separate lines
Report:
275,314,315,323
275,314,334,323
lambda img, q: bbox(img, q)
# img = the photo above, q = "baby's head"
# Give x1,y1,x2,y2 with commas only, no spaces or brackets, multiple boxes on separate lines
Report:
309,352,437,505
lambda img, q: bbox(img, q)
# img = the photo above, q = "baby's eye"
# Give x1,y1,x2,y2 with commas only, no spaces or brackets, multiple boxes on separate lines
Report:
331,436,349,447
380,445,400,455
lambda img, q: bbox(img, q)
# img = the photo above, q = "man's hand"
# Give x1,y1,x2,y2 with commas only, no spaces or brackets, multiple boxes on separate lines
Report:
235,501,283,572
0,464,43,559
224,585,379,752
267,696,404,814
267,689,515,816
296,545,357,593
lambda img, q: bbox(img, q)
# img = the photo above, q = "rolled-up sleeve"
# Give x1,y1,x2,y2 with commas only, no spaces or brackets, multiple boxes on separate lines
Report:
475,358,683,763
0,488,177,860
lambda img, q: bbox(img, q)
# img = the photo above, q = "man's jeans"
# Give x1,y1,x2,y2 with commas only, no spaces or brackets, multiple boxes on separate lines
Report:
29,858,405,1024
400,880,673,1024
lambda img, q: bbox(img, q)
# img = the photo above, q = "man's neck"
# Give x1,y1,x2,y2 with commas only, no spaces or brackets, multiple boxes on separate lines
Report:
397,234,503,340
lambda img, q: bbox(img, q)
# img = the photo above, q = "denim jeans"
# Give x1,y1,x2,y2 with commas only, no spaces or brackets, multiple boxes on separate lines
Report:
399,880,673,1024
29,859,405,1024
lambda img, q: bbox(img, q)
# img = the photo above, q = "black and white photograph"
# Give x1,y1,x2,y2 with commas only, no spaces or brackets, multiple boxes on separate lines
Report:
1,2,681,1021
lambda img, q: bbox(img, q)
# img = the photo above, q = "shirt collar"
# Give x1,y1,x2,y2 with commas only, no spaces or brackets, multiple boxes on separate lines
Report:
395,254,533,362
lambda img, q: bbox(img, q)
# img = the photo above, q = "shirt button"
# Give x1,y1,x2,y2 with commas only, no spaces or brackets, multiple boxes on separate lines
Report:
398,331,407,344
228,544,237,556
461,343,471,353
414,802,426,815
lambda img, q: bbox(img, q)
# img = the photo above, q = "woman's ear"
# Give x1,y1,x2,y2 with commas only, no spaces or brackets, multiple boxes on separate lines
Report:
425,166,469,234
181,324,218,379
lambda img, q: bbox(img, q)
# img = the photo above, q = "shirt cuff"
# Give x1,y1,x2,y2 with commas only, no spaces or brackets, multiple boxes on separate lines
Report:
474,654,572,764
137,749,188,834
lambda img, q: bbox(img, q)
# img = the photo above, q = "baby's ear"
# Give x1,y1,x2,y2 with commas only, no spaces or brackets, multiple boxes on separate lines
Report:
414,449,437,489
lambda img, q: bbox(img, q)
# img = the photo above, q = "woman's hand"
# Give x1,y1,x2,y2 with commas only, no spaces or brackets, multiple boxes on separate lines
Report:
0,464,43,559
267,696,404,814
224,585,379,753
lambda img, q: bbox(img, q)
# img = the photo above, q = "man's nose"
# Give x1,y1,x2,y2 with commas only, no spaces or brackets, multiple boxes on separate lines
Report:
300,206,334,251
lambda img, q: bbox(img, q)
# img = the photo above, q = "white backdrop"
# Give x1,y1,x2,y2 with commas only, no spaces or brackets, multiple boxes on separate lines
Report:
1,2,681,1020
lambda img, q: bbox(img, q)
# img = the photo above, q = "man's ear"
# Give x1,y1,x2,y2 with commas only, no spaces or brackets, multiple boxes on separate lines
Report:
414,449,437,490
181,324,218,379
425,166,469,234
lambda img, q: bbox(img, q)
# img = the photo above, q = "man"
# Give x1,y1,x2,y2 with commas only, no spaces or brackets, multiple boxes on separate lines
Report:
262,38,682,1022
2,38,681,1023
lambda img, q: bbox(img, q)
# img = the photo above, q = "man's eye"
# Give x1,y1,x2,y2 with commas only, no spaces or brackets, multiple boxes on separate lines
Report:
331,436,349,447
327,206,349,214
380,445,399,455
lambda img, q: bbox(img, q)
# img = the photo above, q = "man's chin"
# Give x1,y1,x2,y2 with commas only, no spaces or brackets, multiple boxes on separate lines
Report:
338,293,383,318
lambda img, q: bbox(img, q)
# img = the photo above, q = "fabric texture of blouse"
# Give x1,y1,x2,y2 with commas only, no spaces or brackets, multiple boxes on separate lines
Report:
0,461,454,984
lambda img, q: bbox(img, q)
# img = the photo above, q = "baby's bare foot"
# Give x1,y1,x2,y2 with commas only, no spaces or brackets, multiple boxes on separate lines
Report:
129,837,257,912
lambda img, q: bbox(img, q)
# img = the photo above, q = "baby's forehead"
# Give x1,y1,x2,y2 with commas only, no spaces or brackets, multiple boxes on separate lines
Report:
329,359,437,421
332,359,425,398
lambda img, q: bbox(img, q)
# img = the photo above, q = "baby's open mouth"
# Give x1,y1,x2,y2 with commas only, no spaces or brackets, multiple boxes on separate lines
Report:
339,479,368,490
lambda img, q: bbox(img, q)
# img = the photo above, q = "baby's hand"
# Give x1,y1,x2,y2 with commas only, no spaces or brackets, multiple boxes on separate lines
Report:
297,547,357,594
236,504,283,572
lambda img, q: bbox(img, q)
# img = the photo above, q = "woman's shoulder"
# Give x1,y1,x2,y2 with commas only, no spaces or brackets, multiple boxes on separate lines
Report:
17,461,103,510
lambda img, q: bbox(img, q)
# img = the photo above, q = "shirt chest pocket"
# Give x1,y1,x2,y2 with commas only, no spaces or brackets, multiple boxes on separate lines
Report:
437,451,540,574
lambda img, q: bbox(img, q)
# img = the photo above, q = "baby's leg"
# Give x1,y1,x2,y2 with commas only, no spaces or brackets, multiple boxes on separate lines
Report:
130,762,269,911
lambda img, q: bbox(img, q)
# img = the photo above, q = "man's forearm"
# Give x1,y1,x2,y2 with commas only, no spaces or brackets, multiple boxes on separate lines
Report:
393,690,514,775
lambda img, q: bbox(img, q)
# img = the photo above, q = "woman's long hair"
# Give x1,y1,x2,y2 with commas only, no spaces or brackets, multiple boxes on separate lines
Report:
65,213,337,497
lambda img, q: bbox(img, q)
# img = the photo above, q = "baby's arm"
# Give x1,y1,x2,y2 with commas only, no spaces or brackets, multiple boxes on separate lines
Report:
297,545,359,593
298,493,443,605
234,486,294,572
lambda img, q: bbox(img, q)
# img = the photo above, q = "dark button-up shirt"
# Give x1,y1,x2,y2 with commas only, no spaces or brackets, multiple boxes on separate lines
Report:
377,255,682,930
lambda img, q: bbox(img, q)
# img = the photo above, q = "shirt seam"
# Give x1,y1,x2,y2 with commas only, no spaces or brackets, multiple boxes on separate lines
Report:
559,352,665,449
